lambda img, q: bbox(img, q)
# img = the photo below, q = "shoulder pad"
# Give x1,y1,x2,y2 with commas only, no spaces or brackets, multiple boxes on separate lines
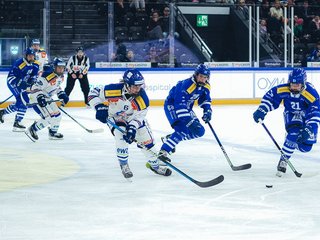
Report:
42,70,56,81
203,83,211,91
185,79,197,94
132,89,149,111
277,85,290,94
18,61,27,70
301,83,319,103
104,83,123,98
33,60,40,66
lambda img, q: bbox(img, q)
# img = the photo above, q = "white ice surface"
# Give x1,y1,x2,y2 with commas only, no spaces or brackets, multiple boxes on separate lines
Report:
0,105,320,240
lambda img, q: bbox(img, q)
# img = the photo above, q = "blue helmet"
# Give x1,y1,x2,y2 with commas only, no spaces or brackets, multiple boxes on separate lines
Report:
123,69,144,86
53,57,66,67
288,68,306,94
52,57,66,76
31,39,40,45
25,47,36,57
194,64,210,78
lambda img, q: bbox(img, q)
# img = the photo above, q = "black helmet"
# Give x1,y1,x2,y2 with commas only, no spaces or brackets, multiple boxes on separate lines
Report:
76,46,84,52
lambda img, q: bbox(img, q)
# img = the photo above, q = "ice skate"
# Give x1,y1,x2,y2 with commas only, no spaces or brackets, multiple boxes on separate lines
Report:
157,150,171,164
120,163,133,179
146,162,172,176
161,134,176,154
13,121,26,132
0,109,4,123
48,128,64,140
276,159,287,177
25,123,39,142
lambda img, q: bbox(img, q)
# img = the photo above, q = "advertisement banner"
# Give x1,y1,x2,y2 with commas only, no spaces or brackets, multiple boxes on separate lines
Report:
1,69,319,103
253,71,289,98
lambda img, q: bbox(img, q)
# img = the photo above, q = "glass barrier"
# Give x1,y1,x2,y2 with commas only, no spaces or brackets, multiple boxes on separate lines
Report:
1,0,320,68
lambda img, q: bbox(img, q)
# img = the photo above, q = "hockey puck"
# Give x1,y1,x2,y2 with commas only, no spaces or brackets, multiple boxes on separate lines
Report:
266,185,273,188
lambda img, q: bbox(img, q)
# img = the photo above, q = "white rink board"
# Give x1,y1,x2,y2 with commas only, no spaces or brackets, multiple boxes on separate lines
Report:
1,69,320,101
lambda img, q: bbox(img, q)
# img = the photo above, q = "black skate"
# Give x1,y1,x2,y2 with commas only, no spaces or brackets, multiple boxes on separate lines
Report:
0,109,4,123
13,121,26,132
120,163,133,179
25,123,39,142
161,134,176,154
48,128,64,140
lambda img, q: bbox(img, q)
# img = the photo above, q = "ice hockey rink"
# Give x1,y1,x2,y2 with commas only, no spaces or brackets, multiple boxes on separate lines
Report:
0,105,319,240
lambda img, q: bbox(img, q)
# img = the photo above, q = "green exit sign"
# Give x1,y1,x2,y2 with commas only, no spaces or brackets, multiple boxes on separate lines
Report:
197,15,208,27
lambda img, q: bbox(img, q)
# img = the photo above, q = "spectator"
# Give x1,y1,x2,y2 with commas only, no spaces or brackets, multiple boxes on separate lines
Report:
160,6,180,39
296,0,315,20
260,19,269,42
65,47,90,106
308,15,320,42
146,11,163,40
130,0,145,12
237,0,249,20
113,39,130,62
144,46,161,63
126,50,135,62
294,17,305,42
269,0,283,22
307,41,320,62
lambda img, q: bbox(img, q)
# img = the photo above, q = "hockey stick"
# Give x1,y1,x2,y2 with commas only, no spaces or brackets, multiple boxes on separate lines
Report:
260,121,302,178
26,99,61,107
58,106,104,133
207,122,252,171
0,95,13,106
107,119,224,188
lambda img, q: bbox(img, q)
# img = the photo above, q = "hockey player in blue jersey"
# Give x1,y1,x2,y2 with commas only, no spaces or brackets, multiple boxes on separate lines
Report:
0,47,39,131
253,68,320,177
88,69,172,179
159,63,212,156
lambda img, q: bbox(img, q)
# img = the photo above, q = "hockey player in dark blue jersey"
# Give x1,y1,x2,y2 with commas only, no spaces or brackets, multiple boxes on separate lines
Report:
160,63,212,156
253,68,320,177
0,48,39,131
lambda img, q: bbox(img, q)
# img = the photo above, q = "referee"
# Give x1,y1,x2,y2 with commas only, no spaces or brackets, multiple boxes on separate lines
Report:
65,47,90,106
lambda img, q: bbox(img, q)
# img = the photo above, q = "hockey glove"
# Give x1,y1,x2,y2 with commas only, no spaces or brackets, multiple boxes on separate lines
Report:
297,125,313,143
123,125,137,144
58,92,69,106
95,103,108,123
186,119,204,136
17,79,28,90
202,109,212,123
253,107,267,123
37,94,47,107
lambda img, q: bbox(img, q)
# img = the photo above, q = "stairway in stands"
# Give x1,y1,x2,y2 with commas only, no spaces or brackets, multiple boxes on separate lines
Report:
49,0,108,61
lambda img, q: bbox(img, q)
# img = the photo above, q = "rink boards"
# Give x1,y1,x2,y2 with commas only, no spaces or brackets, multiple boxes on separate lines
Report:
1,68,320,107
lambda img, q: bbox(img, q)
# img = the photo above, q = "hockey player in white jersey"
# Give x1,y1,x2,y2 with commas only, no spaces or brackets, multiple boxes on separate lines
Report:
23,58,69,142
30,39,49,75
88,69,172,179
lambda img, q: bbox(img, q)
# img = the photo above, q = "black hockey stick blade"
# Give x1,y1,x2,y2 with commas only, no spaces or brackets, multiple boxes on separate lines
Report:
231,163,252,171
193,175,224,188
293,170,302,178
158,155,224,188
